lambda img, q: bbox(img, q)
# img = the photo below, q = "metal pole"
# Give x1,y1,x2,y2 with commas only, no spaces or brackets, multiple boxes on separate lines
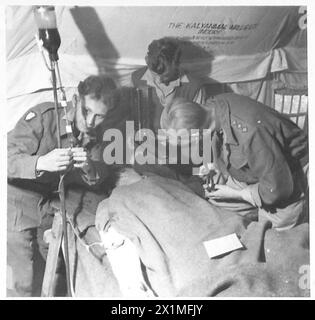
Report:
136,88,142,132
50,60,72,297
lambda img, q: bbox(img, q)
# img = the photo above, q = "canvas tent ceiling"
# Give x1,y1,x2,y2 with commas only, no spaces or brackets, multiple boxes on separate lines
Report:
6,5,307,131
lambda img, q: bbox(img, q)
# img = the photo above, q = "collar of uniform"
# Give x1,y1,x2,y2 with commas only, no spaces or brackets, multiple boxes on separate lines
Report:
141,68,189,88
214,97,238,146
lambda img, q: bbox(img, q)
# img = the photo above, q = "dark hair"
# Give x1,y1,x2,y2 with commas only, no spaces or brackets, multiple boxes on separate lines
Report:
78,75,117,106
145,37,181,75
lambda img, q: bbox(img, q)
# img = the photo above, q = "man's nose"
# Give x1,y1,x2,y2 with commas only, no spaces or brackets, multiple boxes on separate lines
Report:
86,114,96,127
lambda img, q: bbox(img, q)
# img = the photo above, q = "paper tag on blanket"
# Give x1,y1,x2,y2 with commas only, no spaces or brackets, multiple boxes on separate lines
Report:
203,233,243,258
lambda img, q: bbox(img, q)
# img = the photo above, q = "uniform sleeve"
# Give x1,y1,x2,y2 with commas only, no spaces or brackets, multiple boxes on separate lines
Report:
246,128,294,207
7,111,44,179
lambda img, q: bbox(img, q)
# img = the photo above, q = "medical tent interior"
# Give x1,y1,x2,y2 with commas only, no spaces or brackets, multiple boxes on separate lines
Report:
6,5,309,297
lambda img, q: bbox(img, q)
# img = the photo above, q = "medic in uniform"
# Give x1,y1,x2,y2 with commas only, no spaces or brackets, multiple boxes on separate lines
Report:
161,93,308,230
7,75,120,296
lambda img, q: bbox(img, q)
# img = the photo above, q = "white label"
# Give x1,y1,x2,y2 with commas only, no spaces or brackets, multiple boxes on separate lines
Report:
66,125,72,133
203,233,243,258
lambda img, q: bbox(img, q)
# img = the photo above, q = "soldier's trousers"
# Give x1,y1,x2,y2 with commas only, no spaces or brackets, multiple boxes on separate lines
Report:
6,207,54,297
7,227,48,297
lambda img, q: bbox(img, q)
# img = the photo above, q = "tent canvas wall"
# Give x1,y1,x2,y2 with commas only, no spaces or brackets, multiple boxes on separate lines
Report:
6,5,307,132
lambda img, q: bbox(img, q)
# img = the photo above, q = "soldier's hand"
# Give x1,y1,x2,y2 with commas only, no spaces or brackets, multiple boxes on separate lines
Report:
71,147,89,168
36,148,73,172
204,184,243,201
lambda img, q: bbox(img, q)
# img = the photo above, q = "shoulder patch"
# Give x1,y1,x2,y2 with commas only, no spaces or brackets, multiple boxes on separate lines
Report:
25,111,36,121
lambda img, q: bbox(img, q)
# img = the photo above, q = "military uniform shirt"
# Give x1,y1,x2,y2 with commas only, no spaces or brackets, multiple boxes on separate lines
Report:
7,101,109,231
206,93,308,208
